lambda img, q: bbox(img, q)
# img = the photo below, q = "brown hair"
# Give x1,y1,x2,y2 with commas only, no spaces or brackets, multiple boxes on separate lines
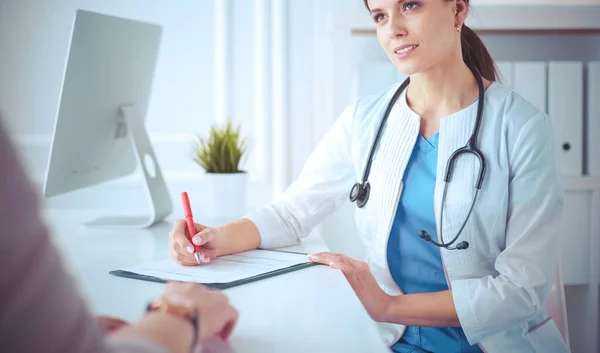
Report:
363,0,497,81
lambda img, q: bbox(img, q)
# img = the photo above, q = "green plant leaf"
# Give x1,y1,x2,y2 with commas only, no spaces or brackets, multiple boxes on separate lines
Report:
191,120,247,173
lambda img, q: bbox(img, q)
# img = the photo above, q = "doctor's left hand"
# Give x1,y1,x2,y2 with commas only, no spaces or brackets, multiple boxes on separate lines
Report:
308,252,391,322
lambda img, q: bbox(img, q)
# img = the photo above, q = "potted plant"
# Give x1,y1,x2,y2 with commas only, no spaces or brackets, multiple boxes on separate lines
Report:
192,120,249,220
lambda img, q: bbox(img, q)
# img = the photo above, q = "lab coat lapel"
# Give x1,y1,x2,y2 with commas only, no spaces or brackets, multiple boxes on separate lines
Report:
435,104,480,270
367,96,419,262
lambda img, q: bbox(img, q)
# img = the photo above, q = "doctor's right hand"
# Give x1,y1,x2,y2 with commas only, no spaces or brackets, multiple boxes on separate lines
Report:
169,220,223,266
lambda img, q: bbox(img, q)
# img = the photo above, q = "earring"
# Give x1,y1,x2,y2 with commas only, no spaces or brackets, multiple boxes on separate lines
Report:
456,25,461,33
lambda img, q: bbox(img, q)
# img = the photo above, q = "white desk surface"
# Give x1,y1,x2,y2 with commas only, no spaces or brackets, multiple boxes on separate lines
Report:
43,209,392,353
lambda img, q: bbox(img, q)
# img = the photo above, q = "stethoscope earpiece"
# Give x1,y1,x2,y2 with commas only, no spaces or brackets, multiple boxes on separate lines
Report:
419,230,431,241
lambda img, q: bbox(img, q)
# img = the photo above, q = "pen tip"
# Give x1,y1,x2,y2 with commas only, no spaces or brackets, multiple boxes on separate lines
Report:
194,253,201,264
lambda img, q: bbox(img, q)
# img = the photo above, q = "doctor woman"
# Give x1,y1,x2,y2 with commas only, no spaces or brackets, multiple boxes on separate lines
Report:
169,0,569,352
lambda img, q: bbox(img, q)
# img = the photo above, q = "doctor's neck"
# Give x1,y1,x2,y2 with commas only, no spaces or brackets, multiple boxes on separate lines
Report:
405,56,489,121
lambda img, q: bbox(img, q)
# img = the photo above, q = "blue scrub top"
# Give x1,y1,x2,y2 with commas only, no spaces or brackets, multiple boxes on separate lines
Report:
387,132,483,353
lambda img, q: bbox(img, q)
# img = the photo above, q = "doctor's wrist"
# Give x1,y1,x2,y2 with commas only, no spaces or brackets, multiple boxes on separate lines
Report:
215,218,262,256
377,294,396,323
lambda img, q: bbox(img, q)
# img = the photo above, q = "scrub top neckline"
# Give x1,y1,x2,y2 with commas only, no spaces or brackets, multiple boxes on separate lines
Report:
417,133,439,154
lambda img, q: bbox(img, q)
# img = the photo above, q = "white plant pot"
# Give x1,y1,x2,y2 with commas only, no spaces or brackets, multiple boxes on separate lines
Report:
203,172,249,221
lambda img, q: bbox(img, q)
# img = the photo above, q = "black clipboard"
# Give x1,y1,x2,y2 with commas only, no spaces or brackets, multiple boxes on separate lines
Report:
109,250,320,290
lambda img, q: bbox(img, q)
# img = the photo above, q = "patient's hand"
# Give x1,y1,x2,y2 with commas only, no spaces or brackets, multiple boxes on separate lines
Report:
97,315,130,334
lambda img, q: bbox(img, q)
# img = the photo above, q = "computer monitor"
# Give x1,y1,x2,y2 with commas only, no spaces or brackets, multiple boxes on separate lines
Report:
44,9,172,228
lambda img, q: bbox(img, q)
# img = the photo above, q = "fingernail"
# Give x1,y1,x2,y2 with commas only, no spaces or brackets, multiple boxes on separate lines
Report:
192,236,202,245
186,246,194,254
201,257,210,263
308,254,319,260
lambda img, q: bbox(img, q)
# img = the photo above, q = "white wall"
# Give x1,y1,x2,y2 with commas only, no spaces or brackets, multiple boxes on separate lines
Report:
0,0,357,194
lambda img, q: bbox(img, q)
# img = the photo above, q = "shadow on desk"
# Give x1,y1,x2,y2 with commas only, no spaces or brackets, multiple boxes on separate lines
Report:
144,220,175,234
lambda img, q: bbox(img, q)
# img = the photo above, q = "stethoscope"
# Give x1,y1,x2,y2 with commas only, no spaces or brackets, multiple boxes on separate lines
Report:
349,65,487,251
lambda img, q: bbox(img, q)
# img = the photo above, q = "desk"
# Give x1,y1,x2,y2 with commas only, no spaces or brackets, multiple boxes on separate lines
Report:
43,209,392,353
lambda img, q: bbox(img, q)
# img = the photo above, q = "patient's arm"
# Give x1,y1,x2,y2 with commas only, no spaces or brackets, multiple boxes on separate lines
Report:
0,121,193,353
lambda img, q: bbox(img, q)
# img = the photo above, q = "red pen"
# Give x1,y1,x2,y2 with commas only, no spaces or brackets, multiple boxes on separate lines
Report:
181,192,201,264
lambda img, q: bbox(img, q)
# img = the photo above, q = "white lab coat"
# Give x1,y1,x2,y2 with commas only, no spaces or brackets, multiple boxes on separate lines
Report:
244,81,570,353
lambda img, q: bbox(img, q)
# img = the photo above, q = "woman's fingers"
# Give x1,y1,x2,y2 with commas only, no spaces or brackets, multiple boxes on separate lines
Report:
97,315,129,333
195,289,239,342
308,252,348,266
173,242,193,257
308,252,360,283
170,220,217,265
172,240,217,265
329,259,352,272
199,248,218,260
170,220,194,249
170,236,195,262
170,220,210,249
219,306,239,340
173,241,216,260
171,247,198,266
170,244,208,266
191,228,216,247
160,283,239,343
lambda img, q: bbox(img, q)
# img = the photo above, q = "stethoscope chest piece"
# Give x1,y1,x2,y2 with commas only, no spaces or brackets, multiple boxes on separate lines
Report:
349,181,370,208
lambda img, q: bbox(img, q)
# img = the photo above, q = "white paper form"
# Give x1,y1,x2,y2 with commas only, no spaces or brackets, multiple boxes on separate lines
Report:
118,249,310,284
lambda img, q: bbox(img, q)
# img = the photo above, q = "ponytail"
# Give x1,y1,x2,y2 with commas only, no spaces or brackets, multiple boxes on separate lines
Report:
460,25,497,82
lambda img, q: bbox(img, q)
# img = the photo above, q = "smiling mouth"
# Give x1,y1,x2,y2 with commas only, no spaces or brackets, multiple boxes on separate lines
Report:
394,45,418,55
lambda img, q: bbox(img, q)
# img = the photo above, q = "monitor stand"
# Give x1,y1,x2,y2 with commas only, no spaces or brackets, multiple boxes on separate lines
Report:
83,105,173,229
